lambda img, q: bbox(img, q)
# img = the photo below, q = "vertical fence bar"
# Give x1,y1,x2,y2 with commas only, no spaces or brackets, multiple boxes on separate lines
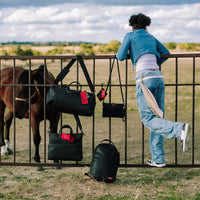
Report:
92,58,95,151
43,59,47,164
175,57,178,165
109,58,112,141
13,59,16,163
28,59,32,163
76,58,79,165
60,58,63,129
124,59,128,165
192,57,195,165
0,58,1,162
76,59,79,136
142,124,145,165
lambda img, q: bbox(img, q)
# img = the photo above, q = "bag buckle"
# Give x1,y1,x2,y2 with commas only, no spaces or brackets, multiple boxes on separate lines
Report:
97,88,107,101
61,133,74,143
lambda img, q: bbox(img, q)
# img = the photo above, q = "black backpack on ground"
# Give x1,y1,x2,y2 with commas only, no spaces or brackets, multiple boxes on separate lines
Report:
86,139,120,183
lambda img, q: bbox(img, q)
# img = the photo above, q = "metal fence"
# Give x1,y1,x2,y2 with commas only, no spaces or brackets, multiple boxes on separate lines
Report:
0,53,200,168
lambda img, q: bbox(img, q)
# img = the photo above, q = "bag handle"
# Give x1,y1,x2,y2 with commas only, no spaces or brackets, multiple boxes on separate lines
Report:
58,116,84,136
59,125,73,136
68,81,82,91
103,57,124,104
74,114,84,134
101,139,115,145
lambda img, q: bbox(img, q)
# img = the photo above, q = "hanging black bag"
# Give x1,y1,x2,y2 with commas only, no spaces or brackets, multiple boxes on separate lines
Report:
46,56,96,116
47,81,95,116
101,58,126,120
48,115,84,161
86,139,120,183
103,103,125,118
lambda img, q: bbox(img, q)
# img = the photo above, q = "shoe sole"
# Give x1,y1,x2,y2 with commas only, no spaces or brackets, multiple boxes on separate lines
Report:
183,124,191,152
147,162,166,168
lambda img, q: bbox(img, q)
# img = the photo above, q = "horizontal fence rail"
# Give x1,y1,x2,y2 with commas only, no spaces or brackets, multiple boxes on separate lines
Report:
0,53,200,168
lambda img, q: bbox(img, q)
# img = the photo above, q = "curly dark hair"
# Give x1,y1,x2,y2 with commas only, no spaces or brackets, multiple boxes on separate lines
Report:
129,13,151,29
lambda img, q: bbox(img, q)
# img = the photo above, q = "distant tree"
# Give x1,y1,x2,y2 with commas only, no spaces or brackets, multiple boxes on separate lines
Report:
164,42,177,50
45,47,64,55
77,43,95,56
98,40,121,53
0,49,9,56
15,45,24,55
179,43,200,51
23,48,34,56
106,40,121,52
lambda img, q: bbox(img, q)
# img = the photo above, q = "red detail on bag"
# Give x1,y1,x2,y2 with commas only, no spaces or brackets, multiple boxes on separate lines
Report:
107,177,113,180
112,104,116,106
101,89,106,98
80,91,88,104
61,133,74,143
151,68,155,71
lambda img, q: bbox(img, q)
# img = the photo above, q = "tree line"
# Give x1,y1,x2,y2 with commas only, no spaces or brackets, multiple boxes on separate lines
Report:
0,41,200,56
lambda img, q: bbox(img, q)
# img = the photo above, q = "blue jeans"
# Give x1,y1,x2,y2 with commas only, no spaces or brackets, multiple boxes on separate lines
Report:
135,69,184,164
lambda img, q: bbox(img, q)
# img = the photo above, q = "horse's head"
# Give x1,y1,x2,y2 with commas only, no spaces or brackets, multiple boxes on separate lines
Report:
15,66,45,119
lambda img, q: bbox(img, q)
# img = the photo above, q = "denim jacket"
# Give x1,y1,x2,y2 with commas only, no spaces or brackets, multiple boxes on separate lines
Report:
116,29,170,71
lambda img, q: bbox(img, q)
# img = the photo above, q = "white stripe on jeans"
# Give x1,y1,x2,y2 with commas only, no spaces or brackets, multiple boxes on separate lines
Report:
136,76,163,84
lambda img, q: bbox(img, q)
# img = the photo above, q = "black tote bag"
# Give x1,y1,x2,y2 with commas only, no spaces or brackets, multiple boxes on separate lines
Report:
46,82,95,116
48,124,83,161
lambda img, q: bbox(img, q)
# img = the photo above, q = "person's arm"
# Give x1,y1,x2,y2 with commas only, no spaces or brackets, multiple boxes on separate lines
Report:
116,34,131,61
156,39,170,65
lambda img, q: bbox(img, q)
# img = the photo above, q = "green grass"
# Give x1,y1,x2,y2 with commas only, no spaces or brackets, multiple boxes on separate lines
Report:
1,166,200,199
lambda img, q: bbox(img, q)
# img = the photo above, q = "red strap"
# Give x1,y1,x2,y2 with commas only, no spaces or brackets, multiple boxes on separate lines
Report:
101,89,106,98
80,91,88,104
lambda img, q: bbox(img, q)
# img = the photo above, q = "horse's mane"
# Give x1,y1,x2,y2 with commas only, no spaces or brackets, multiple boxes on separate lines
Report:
17,65,45,84
17,65,55,85
17,70,29,84
37,65,45,72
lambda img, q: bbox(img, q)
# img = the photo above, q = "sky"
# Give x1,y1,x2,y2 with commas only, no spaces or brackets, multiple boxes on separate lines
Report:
0,0,200,43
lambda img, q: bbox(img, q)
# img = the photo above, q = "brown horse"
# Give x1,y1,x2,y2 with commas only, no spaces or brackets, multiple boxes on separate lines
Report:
0,65,60,167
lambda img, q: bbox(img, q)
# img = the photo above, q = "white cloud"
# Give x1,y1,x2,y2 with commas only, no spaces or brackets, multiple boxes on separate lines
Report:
0,3,200,43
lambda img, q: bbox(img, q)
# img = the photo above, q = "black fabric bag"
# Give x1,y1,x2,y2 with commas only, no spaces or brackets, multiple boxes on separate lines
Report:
103,103,126,118
86,139,120,183
46,82,95,116
46,56,96,116
102,58,126,120
48,123,83,161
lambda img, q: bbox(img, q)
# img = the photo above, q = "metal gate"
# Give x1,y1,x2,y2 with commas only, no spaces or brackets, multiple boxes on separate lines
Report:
0,53,200,168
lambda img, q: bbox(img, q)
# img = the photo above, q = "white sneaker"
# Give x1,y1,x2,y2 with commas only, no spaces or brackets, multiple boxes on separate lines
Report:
147,160,166,168
181,123,191,152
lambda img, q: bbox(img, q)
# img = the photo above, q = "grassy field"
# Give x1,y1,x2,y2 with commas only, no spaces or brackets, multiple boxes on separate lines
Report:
0,55,200,199
1,166,200,199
